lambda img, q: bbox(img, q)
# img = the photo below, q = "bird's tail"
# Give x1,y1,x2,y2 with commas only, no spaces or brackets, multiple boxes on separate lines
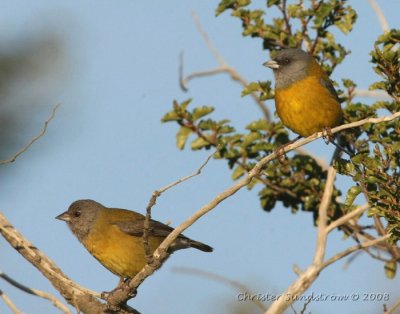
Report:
189,239,213,252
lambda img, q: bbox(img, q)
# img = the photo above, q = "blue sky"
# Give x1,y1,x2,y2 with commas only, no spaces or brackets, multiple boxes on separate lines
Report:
0,1,399,313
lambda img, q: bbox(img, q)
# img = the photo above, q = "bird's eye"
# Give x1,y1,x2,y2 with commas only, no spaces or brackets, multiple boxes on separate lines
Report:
282,58,290,64
73,211,81,218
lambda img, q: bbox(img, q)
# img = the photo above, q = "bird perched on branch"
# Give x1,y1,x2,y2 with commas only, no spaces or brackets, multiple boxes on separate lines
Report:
263,48,343,138
56,199,212,279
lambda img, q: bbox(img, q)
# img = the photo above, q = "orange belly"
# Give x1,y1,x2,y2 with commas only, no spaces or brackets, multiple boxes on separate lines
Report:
275,75,342,137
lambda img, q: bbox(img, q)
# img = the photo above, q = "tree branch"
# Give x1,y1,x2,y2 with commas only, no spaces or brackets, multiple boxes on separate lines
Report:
385,296,400,314
313,166,336,266
367,0,390,32
353,89,391,100
0,212,140,314
142,150,215,262
0,290,22,314
326,204,369,234
322,234,390,269
0,104,60,165
0,271,71,314
179,12,271,121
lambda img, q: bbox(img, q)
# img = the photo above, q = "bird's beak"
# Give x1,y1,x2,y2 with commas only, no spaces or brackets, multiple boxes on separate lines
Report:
263,60,279,69
55,212,70,222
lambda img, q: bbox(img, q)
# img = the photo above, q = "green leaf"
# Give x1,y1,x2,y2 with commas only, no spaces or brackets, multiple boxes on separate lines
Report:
267,0,280,7
176,126,192,150
192,106,215,121
344,186,362,207
161,111,180,122
191,137,210,150
232,165,245,180
216,0,238,16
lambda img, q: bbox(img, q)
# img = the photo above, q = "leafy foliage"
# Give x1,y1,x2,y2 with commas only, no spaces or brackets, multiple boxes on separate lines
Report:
162,0,400,277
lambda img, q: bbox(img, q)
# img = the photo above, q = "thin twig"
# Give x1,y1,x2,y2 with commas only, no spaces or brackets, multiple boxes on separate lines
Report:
367,0,390,32
0,213,134,314
0,271,71,314
300,298,312,314
353,89,391,100
0,104,61,165
0,290,23,314
326,204,369,233
179,12,271,121
322,234,390,269
384,296,400,314
313,166,336,266
172,266,267,311
142,150,215,262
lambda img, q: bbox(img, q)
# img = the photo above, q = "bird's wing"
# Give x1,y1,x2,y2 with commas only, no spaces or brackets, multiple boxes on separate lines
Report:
320,77,340,102
113,218,175,238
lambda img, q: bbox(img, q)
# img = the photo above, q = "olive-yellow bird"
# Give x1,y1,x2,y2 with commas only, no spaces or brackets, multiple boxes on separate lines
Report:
56,199,212,279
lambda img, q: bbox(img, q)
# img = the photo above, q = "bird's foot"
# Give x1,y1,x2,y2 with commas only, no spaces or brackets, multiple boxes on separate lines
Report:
321,127,334,145
274,146,287,164
274,135,302,164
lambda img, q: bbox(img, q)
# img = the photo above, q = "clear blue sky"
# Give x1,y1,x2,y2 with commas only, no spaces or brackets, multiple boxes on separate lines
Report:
0,1,399,313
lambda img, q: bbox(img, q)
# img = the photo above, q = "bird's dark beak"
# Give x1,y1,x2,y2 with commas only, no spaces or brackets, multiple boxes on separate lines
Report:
263,60,279,69
55,212,70,222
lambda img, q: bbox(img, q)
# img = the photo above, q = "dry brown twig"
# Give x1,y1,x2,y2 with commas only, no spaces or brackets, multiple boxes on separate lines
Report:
172,266,267,311
0,271,72,314
180,12,271,121
367,0,390,32
384,297,400,314
0,104,61,165
0,212,140,314
265,167,389,314
142,151,215,262
0,289,22,314
105,111,400,308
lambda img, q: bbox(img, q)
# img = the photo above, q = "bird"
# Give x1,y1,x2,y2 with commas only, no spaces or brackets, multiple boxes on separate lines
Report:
263,48,343,138
56,199,213,279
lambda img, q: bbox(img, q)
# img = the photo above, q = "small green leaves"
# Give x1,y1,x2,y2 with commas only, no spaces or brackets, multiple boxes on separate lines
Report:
216,0,250,16
344,186,362,207
242,81,274,101
231,164,246,180
370,29,400,99
192,106,215,121
164,1,400,252
176,126,192,149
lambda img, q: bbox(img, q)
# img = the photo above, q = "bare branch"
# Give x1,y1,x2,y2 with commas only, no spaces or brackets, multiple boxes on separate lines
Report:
385,296,400,314
326,204,369,233
0,212,140,314
353,89,391,100
179,12,271,121
0,290,22,314
172,266,267,311
0,104,61,165
313,166,336,266
322,234,390,269
142,150,215,262
0,271,71,314
367,0,390,32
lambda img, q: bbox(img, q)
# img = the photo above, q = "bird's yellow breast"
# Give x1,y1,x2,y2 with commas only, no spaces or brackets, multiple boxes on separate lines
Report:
83,211,163,278
275,62,342,137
